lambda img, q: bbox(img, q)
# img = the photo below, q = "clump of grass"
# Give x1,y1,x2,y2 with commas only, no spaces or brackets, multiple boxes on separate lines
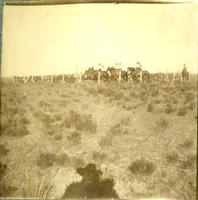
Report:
130,91,138,98
56,153,71,167
20,167,54,198
38,100,50,108
155,117,169,130
1,122,30,137
187,102,196,111
164,103,175,114
166,152,179,164
53,133,63,140
154,99,161,104
36,152,56,168
51,113,62,122
110,124,121,136
99,135,113,148
92,151,107,162
72,157,85,169
129,158,155,176
146,101,154,112
151,89,159,97
122,103,134,110
64,110,97,133
0,161,7,179
20,116,30,125
177,107,187,116
0,145,9,157
179,139,194,149
179,154,196,169
0,161,17,197
67,131,81,146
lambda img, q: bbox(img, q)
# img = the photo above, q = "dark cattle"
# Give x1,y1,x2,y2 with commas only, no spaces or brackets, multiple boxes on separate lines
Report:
65,74,76,83
142,70,150,82
100,70,111,81
127,67,135,81
83,67,98,81
121,70,128,81
43,75,53,82
33,76,42,83
106,67,119,81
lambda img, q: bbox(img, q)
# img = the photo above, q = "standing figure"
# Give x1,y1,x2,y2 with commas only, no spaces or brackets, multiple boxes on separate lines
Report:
181,64,189,81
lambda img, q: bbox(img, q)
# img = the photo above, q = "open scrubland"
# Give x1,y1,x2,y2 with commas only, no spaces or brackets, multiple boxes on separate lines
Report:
0,79,197,199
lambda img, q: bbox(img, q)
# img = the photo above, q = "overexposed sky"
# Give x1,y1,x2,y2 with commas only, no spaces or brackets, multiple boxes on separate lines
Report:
1,3,198,76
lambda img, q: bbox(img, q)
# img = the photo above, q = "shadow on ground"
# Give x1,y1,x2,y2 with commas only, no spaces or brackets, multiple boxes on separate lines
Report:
62,163,119,199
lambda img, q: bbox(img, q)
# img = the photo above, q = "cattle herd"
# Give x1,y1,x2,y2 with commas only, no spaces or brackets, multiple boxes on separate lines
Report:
13,62,190,84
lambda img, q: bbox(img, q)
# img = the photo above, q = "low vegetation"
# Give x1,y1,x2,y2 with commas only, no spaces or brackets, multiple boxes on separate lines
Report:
0,79,196,199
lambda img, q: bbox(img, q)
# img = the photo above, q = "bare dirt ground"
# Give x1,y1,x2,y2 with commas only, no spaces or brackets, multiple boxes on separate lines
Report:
0,80,197,200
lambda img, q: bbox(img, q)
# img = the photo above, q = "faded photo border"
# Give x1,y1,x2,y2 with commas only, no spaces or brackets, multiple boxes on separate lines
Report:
0,0,197,200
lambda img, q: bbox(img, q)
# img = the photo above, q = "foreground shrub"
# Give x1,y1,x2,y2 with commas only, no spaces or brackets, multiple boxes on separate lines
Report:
20,167,54,198
64,110,97,133
36,152,56,168
0,145,9,157
92,151,107,162
177,107,187,116
146,101,154,112
155,117,169,130
67,131,81,146
179,154,196,169
129,158,155,176
164,103,175,114
56,153,71,167
166,152,179,164
0,162,17,197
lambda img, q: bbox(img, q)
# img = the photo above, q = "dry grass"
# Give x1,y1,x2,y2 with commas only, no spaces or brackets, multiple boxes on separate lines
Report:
129,158,156,176
0,79,197,199
20,167,55,198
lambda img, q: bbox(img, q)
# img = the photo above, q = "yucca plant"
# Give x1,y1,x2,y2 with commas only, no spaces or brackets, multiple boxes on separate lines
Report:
20,166,56,198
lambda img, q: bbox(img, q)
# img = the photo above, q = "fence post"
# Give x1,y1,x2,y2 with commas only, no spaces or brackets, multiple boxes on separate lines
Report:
62,74,65,83
118,70,121,82
79,73,82,83
140,70,142,83
41,75,44,82
180,73,183,82
166,69,169,82
98,71,101,85
51,75,54,83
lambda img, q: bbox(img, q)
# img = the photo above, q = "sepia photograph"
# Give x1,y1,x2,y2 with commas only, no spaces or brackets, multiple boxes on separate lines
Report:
0,1,197,199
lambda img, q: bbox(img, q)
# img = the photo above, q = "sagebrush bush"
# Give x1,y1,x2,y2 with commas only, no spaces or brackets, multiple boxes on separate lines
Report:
179,154,196,169
64,110,97,133
92,151,107,162
164,103,175,114
129,158,155,176
20,116,30,125
155,117,169,130
36,152,56,168
56,153,71,166
166,152,179,164
0,145,9,157
179,139,193,149
99,136,113,147
146,101,154,112
177,107,187,116
67,131,81,146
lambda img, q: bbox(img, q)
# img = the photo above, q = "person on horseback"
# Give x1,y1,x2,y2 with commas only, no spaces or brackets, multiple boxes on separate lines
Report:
182,64,189,81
